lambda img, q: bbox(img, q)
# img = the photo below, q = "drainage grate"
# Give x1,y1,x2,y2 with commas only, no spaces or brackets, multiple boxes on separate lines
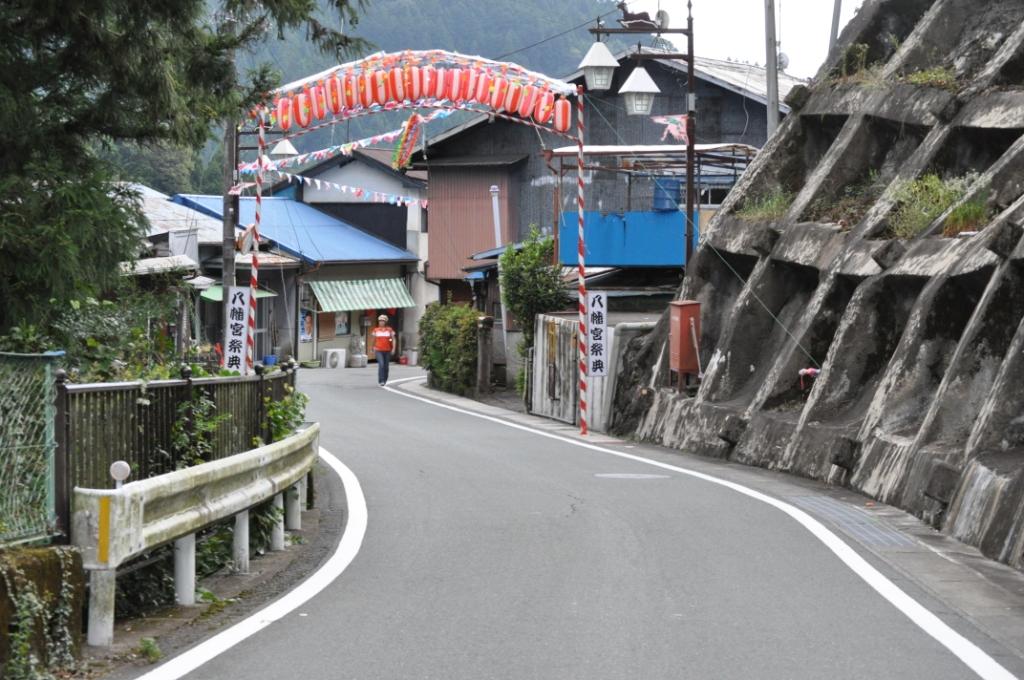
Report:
786,496,917,548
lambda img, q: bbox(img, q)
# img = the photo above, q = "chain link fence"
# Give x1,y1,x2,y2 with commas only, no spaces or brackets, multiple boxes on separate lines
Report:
0,352,58,545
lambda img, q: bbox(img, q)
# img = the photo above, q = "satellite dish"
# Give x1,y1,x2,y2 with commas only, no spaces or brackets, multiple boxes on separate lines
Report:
778,52,790,70
656,9,670,29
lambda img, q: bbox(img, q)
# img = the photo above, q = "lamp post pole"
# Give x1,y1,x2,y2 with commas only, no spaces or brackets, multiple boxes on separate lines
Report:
685,0,696,264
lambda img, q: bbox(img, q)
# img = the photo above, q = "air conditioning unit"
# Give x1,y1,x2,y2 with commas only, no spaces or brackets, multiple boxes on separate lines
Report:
321,348,347,370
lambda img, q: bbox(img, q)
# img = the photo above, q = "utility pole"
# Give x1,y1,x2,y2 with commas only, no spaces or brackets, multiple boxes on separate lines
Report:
222,120,239,347
764,0,780,137
830,0,843,52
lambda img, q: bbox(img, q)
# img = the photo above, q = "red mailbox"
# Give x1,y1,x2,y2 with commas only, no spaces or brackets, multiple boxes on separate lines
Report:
669,300,701,378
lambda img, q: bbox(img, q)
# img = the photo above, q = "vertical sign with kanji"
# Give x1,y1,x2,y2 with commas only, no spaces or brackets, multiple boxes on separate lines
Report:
223,286,250,375
587,291,608,376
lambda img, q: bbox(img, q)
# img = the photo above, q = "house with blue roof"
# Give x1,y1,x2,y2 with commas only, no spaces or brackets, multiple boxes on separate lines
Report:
174,190,424,365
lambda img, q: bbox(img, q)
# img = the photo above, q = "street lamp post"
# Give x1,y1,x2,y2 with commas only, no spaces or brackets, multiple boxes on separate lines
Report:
583,1,696,264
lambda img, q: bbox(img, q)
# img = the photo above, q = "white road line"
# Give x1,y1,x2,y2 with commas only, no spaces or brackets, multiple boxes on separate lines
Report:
385,375,425,385
133,448,367,680
387,380,1017,680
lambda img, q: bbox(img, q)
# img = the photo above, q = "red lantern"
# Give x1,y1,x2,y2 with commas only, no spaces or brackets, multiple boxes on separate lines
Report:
373,70,391,105
406,66,421,101
325,76,345,115
293,92,312,128
358,72,373,108
343,73,360,109
460,69,478,101
431,68,447,99
387,307,397,315
490,76,509,111
309,85,328,121
504,83,522,113
444,69,464,101
474,72,493,105
276,97,293,131
534,89,555,124
552,97,571,132
420,67,437,99
517,85,538,119
389,68,406,103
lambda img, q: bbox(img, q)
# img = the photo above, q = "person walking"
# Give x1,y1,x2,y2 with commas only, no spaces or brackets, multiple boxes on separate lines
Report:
371,313,397,386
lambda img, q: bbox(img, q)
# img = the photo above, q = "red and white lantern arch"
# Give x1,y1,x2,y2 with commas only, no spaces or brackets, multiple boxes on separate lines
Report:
243,50,591,434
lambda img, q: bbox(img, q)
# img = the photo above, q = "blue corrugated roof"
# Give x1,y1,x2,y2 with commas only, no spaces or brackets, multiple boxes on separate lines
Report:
173,195,417,265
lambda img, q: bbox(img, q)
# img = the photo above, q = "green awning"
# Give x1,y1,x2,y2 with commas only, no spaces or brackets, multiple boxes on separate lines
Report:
200,285,278,302
309,278,415,313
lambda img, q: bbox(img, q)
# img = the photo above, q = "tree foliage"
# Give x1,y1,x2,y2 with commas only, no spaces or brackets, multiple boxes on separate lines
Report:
0,0,368,332
499,228,569,350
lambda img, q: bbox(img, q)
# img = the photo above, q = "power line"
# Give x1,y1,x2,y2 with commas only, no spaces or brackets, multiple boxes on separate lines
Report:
493,5,625,62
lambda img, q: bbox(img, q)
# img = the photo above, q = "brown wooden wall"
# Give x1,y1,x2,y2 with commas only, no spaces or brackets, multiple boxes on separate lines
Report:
427,167,517,280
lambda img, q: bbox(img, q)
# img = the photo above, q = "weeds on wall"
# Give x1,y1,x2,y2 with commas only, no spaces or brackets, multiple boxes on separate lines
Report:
807,170,883,227
888,173,979,238
902,66,958,91
1,549,77,680
736,189,793,222
943,190,992,236
830,43,886,88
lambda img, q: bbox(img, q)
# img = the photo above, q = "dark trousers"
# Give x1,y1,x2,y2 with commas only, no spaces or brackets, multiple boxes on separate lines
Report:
376,351,390,384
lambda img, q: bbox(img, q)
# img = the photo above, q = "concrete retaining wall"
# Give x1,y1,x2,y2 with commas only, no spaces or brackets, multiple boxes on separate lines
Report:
612,0,1024,570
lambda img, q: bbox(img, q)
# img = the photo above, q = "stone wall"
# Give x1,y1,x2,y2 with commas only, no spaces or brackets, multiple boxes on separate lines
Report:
612,0,1024,570
0,547,84,676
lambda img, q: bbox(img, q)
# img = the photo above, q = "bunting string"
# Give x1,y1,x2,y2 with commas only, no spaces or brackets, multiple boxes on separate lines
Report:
232,169,428,210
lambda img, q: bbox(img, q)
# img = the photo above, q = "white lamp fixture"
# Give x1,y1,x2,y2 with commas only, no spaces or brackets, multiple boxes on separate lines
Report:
618,64,660,116
269,139,298,159
578,40,619,91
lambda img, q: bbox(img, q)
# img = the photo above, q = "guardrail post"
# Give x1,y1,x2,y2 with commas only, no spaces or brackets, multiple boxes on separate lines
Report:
255,363,267,444
174,533,196,605
87,569,116,647
233,510,250,574
271,494,286,551
285,484,301,531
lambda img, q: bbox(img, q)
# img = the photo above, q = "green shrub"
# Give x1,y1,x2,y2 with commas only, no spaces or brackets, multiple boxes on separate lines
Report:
736,189,793,222
889,173,975,239
418,300,479,396
499,228,569,350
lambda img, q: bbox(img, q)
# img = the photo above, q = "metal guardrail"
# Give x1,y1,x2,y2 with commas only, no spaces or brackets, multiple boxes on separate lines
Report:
54,366,295,538
72,422,319,645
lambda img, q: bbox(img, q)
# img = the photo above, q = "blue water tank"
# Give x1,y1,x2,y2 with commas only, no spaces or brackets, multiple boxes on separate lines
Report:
652,177,681,211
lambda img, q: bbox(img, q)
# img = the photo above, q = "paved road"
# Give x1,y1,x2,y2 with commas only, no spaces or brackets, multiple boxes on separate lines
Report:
169,365,1023,680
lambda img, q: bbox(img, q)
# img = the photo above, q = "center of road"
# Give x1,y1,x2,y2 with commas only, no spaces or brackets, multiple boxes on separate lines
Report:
137,377,1016,680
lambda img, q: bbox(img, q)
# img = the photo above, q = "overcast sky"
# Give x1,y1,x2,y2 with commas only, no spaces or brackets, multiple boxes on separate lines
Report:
629,0,864,79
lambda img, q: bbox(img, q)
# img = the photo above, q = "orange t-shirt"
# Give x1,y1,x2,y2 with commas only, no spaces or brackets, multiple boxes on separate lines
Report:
371,326,395,352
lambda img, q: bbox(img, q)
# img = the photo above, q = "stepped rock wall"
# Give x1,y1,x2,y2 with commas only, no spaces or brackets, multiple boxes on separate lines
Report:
612,0,1024,569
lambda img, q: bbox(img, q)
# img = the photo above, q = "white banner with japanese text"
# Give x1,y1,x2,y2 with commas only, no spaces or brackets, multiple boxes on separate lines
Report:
223,286,251,375
587,290,608,376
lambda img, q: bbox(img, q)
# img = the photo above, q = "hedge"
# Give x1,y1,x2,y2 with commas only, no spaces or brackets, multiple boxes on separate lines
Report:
418,301,479,395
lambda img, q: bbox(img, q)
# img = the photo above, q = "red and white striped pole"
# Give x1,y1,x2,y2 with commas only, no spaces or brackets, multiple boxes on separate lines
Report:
576,86,588,436
246,107,265,373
